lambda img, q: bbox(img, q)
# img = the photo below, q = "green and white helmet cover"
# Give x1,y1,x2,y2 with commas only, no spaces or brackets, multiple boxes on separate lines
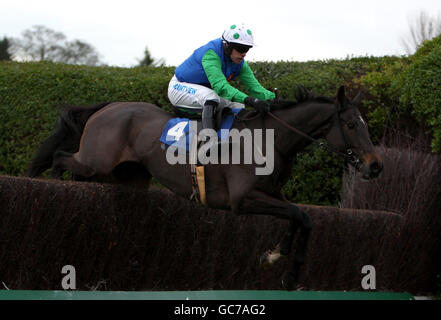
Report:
222,24,254,47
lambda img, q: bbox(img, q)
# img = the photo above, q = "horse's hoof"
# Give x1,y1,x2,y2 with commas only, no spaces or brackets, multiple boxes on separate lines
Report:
281,271,297,291
259,251,272,270
259,250,283,270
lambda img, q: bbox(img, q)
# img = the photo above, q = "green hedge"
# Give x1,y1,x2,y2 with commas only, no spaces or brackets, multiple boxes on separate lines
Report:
356,57,410,142
359,35,441,151
248,56,401,98
0,56,415,205
398,35,441,152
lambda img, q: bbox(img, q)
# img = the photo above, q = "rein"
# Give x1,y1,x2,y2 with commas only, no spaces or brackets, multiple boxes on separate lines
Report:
236,105,361,168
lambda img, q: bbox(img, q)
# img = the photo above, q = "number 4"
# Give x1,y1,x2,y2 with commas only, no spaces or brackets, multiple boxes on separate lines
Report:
167,121,188,140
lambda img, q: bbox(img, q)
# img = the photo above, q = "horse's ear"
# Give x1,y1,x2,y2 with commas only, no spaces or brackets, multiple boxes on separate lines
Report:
353,91,362,106
337,85,346,104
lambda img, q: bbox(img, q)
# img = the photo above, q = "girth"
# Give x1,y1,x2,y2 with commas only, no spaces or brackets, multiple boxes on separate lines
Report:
189,132,207,206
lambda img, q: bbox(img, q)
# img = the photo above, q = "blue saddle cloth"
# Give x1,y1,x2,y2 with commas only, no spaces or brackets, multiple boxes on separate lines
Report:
160,108,241,152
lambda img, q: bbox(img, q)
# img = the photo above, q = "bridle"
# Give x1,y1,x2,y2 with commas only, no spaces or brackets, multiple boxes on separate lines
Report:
237,102,361,169
331,102,361,168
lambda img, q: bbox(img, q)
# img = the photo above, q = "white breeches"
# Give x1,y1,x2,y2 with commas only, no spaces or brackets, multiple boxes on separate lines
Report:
167,75,244,110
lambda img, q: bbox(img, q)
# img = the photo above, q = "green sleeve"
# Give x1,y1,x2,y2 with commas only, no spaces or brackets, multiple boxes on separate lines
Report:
202,50,248,103
238,61,276,101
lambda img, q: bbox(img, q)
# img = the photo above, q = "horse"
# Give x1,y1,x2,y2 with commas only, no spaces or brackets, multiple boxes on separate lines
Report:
26,85,383,289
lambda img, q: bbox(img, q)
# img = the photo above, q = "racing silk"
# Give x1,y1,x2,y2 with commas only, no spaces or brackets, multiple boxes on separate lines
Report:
175,38,275,104
175,38,242,87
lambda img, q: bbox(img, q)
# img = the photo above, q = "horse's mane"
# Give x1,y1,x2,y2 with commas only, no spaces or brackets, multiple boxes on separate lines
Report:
236,85,333,118
269,85,334,111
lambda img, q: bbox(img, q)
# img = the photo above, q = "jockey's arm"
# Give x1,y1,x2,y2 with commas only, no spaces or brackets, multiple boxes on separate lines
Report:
202,50,275,103
202,50,248,103
237,62,276,101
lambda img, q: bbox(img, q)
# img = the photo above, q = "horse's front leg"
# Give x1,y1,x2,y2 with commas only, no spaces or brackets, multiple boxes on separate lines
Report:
260,220,298,269
234,190,312,290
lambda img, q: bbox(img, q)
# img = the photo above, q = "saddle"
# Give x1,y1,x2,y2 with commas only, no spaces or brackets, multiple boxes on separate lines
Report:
164,105,241,207
172,103,234,133
162,106,241,153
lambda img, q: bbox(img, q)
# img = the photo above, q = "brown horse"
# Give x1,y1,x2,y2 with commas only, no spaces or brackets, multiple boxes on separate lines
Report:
26,86,383,289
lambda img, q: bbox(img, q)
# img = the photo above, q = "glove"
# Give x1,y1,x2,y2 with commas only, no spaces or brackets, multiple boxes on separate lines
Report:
244,97,270,113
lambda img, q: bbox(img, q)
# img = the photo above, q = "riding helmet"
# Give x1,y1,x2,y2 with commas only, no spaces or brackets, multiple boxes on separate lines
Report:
222,24,254,48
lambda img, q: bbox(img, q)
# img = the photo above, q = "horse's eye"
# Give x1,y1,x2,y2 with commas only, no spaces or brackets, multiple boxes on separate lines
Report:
347,122,356,129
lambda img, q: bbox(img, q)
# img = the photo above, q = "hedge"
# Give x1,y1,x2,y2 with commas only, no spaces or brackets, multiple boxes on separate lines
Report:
0,176,425,293
0,56,422,205
398,35,441,152
359,35,441,152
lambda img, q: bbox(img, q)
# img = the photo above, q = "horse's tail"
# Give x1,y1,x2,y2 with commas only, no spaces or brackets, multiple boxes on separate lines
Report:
26,102,111,177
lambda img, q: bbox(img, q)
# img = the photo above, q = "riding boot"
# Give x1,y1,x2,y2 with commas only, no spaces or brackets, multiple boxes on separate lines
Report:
202,100,217,132
198,100,220,162
200,100,218,149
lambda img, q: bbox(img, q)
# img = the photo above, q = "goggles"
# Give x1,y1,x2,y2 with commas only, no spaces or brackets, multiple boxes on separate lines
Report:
230,43,252,54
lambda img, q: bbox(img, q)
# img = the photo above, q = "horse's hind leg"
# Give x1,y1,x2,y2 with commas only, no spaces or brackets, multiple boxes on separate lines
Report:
52,150,95,179
112,161,152,188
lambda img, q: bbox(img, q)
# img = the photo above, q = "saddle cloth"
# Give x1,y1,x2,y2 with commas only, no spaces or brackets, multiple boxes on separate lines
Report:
160,108,241,152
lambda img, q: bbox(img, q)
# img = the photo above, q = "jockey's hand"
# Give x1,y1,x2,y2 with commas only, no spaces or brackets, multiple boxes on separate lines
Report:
245,97,270,113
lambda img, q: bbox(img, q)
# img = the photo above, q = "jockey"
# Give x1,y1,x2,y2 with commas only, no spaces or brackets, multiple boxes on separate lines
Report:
168,24,275,134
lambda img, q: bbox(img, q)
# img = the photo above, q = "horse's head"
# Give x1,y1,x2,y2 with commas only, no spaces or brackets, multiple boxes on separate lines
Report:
324,86,383,179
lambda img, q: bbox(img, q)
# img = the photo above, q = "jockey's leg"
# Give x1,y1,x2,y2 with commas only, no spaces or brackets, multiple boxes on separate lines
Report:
167,75,220,114
168,76,220,156
198,100,221,162
167,76,245,162
201,100,217,132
